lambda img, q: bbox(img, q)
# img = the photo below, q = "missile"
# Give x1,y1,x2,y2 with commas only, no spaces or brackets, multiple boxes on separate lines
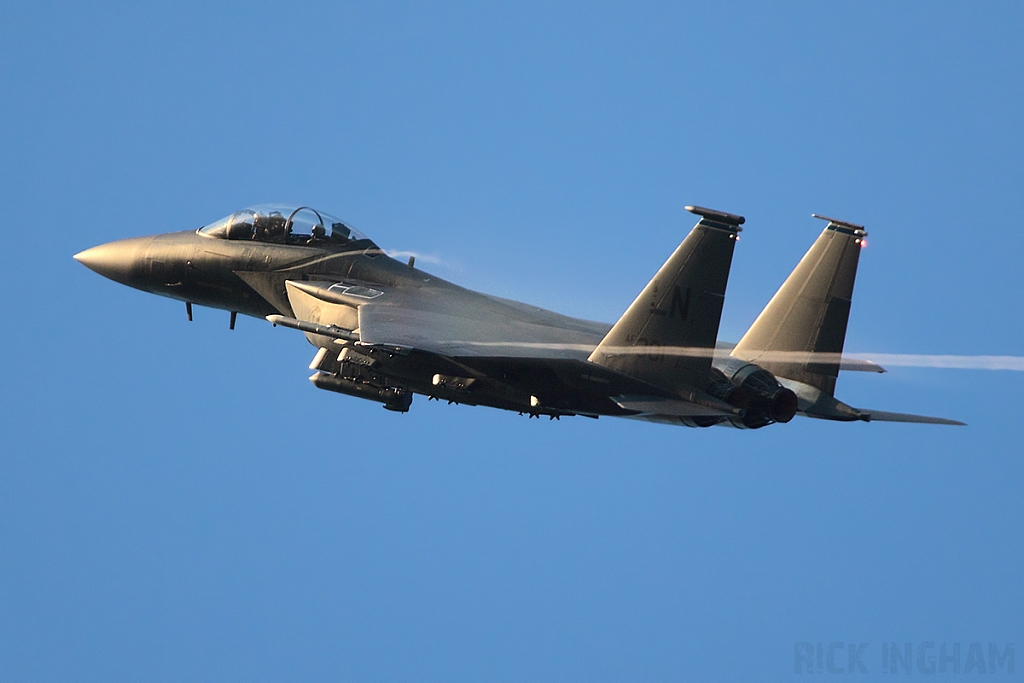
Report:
266,315,359,342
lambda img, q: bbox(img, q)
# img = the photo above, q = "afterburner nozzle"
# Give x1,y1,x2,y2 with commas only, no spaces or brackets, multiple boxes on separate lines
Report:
771,388,798,423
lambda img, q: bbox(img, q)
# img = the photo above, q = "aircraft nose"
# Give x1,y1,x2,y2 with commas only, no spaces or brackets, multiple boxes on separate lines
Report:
74,237,151,286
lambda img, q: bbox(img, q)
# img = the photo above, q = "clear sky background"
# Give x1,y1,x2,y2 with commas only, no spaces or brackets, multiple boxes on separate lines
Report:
2,2,1022,681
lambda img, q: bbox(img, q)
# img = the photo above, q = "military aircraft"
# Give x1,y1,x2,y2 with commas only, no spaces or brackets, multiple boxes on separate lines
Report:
74,204,963,428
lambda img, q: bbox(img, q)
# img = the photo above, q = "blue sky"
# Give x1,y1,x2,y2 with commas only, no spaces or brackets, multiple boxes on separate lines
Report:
2,2,1022,680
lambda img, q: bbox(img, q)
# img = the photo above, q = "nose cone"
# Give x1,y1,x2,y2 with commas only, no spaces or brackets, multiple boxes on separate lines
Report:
74,237,151,286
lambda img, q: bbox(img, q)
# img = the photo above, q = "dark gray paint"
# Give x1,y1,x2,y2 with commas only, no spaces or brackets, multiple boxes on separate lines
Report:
74,205,962,428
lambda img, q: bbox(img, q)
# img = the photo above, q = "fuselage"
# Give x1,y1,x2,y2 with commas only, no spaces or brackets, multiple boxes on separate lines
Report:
75,204,963,428
74,205,802,427
75,227,611,343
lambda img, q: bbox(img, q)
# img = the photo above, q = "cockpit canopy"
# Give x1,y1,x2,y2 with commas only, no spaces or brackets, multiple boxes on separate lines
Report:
198,205,374,248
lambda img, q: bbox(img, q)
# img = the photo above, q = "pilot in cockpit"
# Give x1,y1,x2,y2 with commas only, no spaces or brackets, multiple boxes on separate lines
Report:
308,223,326,244
198,206,369,247
254,212,287,242
332,222,351,244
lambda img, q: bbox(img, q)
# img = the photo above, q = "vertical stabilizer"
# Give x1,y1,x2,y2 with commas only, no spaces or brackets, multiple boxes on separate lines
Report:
732,214,866,396
588,206,743,393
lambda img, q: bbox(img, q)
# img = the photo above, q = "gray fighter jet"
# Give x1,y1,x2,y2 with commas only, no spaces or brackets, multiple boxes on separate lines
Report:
74,204,962,427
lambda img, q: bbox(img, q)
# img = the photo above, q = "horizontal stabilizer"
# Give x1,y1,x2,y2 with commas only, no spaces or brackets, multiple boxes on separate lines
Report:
716,341,884,372
784,382,964,425
858,409,965,426
614,395,739,418
839,358,886,373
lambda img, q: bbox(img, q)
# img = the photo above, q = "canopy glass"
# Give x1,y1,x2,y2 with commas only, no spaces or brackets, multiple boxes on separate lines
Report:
198,205,372,247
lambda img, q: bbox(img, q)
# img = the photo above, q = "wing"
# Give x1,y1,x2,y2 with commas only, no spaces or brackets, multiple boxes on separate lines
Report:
283,278,609,358
357,290,609,359
277,278,740,420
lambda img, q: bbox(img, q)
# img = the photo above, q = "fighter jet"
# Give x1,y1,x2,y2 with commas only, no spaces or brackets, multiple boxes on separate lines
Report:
74,204,963,427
